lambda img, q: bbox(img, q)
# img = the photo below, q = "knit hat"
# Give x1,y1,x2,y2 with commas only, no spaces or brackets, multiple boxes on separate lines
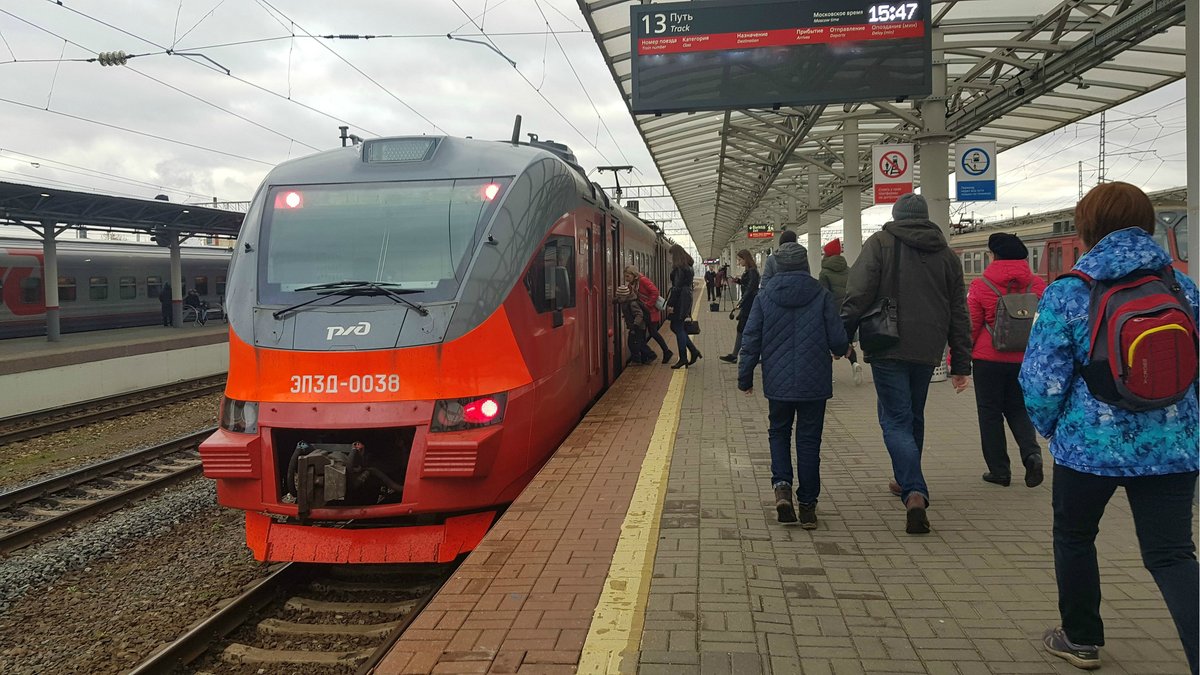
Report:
614,284,634,301
891,192,928,221
774,242,810,273
823,239,842,256
988,232,1028,260
779,229,798,244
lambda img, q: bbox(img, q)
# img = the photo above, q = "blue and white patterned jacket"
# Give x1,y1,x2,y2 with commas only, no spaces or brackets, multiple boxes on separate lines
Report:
1019,227,1199,477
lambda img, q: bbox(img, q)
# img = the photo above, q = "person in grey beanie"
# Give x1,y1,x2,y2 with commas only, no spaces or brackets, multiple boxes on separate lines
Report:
738,241,849,529
761,229,798,289
841,192,973,535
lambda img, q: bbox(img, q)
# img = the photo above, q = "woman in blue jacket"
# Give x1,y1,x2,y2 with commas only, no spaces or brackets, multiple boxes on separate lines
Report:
1019,183,1198,673
737,241,848,529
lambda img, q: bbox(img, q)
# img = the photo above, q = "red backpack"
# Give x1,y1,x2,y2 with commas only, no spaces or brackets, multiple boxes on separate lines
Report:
1063,266,1198,411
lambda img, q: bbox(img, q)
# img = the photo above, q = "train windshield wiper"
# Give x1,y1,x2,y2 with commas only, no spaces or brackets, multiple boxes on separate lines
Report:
272,281,428,319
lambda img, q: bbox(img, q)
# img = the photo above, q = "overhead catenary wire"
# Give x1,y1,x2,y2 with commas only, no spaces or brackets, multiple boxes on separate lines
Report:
0,148,220,200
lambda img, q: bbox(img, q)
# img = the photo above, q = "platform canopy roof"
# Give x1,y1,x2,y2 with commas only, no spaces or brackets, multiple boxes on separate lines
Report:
576,0,1189,257
0,181,245,238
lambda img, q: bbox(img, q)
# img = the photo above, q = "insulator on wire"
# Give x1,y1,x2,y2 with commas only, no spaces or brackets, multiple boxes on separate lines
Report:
97,51,129,67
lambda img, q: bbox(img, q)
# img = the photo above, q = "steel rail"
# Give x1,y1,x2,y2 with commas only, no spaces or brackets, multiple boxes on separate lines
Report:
0,376,225,446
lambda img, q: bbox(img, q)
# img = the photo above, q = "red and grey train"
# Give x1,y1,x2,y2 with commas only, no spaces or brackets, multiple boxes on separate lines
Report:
199,135,671,564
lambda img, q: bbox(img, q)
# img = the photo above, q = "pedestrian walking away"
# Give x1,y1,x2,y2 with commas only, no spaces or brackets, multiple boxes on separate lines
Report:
819,238,863,385
666,244,702,369
761,229,796,290
720,249,759,363
1020,182,1199,674
738,241,848,529
624,264,672,364
968,232,1046,488
840,192,973,535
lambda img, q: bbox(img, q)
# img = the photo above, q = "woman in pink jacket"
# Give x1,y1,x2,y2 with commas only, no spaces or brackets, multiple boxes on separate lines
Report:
968,233,1047,489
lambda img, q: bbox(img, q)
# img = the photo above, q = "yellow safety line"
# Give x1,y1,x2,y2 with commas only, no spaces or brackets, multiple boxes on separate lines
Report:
577,369,687,674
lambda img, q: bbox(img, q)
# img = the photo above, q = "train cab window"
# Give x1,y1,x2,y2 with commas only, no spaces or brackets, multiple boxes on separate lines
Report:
58,276,77,302
119,276,137,300
194,276,209,295
526,235,576,313
216,275,227,297
20,277,41,304
89,276,109,301
146,276,163,299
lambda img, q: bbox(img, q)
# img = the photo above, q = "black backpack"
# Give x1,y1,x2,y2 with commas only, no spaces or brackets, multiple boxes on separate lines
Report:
981,278,1038,352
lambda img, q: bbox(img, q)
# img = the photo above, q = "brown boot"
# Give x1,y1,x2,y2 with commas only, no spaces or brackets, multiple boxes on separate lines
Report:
774,485,797,524
905,493,930,534
888,480,902,497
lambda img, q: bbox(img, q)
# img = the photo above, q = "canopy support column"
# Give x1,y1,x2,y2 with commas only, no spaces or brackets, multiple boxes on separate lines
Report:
807,167,822,276
842,119,863,264
41,220,61,342
170,236,184,328
917,28,951,236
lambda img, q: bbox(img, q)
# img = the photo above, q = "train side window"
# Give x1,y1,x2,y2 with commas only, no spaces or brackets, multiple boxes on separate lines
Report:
89,276,109,301
1072,247,1080,266
146,276,162,299
1176,215,1188,261
59,276,77,302
983,252,992,269
119,276,137,300
20,277,41,304
1030,248,1041,274
525,235,576,313
194,276,209,295
216,275,227,297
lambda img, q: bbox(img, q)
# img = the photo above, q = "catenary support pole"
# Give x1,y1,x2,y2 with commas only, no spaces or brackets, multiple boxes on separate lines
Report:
807,166,822,275
1187,0,1198,285
918,28,951,236
842,118,862,264
42,220,60,342
170,236,184,328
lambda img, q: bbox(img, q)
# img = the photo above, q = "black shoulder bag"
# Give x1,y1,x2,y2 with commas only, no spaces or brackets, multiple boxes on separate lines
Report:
858,234,903,352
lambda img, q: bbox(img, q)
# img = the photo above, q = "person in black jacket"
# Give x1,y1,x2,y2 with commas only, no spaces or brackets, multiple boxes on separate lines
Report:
721,249,760,363
705,268,716,301
841,193,973,535
158,282,173,326
667,244,701,369
738,241,848,528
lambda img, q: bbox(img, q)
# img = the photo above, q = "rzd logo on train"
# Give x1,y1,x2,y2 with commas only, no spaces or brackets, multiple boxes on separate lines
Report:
326,321,371,340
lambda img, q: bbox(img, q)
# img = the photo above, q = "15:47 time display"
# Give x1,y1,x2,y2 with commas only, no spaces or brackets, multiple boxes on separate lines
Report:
867,2,920,22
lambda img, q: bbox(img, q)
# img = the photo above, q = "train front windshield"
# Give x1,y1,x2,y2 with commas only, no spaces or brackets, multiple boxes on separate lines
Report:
258,178,509,304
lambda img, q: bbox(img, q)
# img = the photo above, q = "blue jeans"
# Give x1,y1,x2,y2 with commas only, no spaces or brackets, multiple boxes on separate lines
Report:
871,360,934,503
671,321,696,360
1053,465,1198,672
767,399,827,505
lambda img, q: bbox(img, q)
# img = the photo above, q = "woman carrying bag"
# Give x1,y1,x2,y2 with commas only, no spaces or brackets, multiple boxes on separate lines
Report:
721,249,759,363
667,244,702,369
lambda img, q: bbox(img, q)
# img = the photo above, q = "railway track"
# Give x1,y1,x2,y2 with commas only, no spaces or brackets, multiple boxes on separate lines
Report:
0,428,212,554
0,375,225,446
129,561,453,675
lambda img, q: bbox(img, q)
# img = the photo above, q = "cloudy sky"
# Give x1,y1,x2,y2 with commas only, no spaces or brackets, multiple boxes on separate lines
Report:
0,1,1190,257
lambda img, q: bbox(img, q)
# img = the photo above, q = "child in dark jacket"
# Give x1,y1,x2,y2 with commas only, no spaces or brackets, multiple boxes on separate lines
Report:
737,242,849,528
615,285,656,365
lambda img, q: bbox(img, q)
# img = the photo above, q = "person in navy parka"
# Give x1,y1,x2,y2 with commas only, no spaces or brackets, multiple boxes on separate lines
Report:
737,242,849,529
1019,182,1198,673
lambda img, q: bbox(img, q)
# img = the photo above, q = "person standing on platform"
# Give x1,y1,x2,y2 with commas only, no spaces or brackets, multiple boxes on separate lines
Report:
1020,182,1198,673
666,244,701,369
762,229,797,289
841,193,972,535
716,264,727,301
968,232,1045,488
721,249,760,363
819,238,863,385
705,267,716,302
614,284,656,365
737,241,848,529
158,282,173,327
624,264,673,364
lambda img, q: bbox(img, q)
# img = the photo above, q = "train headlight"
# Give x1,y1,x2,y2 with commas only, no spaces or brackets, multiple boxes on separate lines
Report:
219,397,259,434
431,393,507,432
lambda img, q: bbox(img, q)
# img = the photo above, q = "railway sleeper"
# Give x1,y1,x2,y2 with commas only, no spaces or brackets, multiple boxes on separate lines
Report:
220,643,372,665
257,617,404,637
308,579,437,595
284,597,419,614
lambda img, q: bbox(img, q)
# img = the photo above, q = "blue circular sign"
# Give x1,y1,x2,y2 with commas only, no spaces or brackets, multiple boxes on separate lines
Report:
962,147,990,176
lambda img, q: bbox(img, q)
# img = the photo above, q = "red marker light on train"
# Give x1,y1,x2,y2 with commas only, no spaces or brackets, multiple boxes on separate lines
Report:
482,183,501,201
463,397,501,423
274,191,303,209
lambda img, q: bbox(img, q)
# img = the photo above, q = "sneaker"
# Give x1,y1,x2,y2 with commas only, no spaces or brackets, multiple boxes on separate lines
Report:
1025,457,1044,488
1043,627,1100,670
798,502,817,530
852,363,863,385
982,472,1011,487
774,485,797,524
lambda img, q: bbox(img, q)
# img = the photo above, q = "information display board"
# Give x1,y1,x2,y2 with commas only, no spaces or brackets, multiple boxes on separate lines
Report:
630,0,931,114
747,223,774,239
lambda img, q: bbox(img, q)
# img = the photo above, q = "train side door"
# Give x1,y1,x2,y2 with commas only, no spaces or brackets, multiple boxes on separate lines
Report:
585,222,602,398
1045,240,1063,281
610,217,623,377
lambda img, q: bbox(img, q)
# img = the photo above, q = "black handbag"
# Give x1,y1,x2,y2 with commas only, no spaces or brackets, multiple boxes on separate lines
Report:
858,234,903,352
684,318,701,335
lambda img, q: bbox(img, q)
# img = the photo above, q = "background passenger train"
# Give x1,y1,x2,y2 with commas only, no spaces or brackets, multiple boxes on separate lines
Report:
0,238,231,339
199,135,670,564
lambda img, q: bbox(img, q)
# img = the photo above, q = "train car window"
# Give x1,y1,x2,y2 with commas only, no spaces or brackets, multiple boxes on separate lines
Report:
1072,247,1080,266
983,253,992,269
194,276,209,295
58,276,77,302
1030,247,1041,274
216,275,227,297
1176,215,1188,261
89,276,109,301
20,277,41,304
525,235,576,313
118,276,137,300
146,276,162,299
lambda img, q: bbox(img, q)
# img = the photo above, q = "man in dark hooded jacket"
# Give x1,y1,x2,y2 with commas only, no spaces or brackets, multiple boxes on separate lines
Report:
738,241,849,529
841,193,972,535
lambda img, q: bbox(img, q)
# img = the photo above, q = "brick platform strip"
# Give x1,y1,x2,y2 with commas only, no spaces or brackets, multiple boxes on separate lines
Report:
376,362,676,675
